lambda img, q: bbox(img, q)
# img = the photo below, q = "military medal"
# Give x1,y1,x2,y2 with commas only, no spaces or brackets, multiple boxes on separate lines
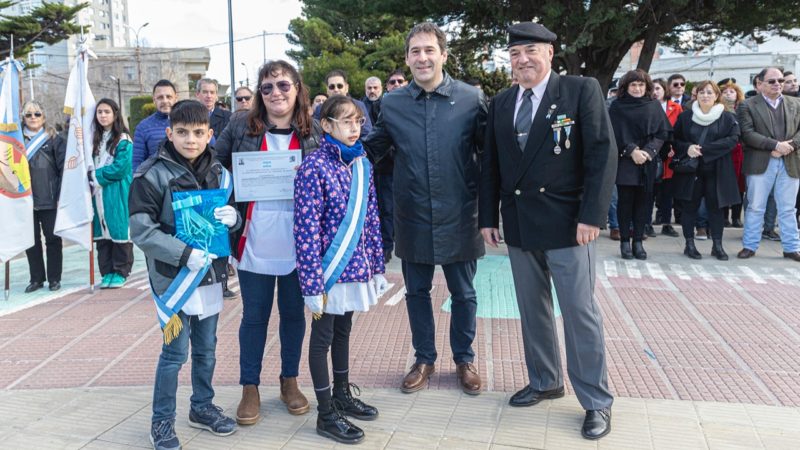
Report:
553,127,562,154
564,124,572,149
546,104,557,119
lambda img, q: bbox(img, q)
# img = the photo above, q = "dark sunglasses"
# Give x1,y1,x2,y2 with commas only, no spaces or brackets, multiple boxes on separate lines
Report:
235,95,252,102
765,78,785,85
672,82,685,87
328,83,345,90
24,112,43,118
387,79,405,85
259,81,293,95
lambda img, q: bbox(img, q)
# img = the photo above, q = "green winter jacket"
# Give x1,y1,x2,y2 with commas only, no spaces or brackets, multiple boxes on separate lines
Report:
93,136,133,242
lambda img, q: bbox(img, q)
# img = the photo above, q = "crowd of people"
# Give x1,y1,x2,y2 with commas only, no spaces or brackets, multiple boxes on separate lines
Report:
15,18,800,450
604,68,800,262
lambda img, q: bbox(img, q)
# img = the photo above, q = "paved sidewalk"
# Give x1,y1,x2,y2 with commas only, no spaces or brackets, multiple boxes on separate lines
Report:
1,386,798,449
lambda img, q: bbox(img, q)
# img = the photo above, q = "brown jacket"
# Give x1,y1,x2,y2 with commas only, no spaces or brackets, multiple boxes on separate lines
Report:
737,94,800,178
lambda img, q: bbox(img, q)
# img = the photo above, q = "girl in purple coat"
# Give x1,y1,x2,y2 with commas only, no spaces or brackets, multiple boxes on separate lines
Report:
294,95,388,444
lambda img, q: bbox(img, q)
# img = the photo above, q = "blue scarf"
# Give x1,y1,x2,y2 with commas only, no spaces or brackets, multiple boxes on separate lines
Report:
326,135,364,164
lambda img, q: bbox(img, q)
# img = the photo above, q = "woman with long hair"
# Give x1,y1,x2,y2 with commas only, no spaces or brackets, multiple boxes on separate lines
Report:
90,98,134,288
672,80,741,260
21,101,67,293
719,79,746,228
609,69,671,260
215,60,322,426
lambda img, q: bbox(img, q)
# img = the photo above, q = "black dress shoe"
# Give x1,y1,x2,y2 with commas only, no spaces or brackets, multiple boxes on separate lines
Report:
661,225,679,237
644,224,656,237
49,281,61,291
25,282,44,293
620,241,633,260
731,218,743,228
784,251,800,262
508,385,564,407
632,241,647,260
582,408,611,440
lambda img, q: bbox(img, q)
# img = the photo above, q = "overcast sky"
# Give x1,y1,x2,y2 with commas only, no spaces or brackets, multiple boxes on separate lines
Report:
128,0,302,91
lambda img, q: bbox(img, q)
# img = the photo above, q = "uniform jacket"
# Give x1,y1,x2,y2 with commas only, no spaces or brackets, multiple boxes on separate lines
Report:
293,137,384,297
671,109,742,207
479,72,617,251
363,73,487,265
26,132,66,211
92,136,133,241
132,111,168,170
129,142,241,296
214,114,322,260
737,94,800,178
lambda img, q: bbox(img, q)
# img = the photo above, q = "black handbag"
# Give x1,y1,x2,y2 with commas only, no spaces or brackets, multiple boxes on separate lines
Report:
669,126,708,174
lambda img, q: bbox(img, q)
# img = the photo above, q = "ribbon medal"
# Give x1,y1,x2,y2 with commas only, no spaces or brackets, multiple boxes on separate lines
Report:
551,115,575,154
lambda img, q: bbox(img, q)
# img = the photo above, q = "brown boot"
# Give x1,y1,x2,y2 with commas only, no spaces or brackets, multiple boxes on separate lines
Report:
280,376,310,415
456,362,482,395
236,384,260,425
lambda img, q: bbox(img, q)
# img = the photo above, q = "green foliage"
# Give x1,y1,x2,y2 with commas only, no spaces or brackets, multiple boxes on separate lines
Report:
292,0,800,95
129,95,154,135
0,1,87,60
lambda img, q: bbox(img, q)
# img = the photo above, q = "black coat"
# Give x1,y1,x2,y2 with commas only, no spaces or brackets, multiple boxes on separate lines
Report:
609,97,670,187
671,109,741,207
27,132,66,210
210,107,232,139
479,72,617,251
363,73,487,265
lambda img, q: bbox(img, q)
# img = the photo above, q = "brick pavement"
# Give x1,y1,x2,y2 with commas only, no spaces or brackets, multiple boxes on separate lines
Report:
1,229,800,448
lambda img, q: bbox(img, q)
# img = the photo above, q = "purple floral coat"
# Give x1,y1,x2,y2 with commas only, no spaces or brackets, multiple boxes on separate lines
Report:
294,136,385,297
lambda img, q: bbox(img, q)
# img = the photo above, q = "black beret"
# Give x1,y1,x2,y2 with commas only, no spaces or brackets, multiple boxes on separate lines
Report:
717,77,737,87
507,22,557,48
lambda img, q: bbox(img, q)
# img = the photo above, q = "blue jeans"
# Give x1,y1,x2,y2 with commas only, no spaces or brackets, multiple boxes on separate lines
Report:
696,198,708,228
743,158,800,252
238,270,305,384
743,190,778,231
376,173,394,252
608,186,619,229
152,311,219,423
402,259,477,365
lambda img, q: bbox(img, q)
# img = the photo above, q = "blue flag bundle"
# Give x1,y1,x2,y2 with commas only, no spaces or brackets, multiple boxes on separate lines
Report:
172,188,231,258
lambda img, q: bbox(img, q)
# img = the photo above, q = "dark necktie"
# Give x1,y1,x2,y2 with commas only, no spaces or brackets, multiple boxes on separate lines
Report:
515,89,533,151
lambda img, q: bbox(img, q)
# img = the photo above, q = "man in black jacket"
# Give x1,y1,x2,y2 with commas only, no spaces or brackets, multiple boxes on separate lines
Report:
363,22,487,397
479,22,616,440
195,78,231,142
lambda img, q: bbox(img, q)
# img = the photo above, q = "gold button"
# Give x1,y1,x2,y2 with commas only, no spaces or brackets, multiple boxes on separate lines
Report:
515,189,521,195
539,187,546,192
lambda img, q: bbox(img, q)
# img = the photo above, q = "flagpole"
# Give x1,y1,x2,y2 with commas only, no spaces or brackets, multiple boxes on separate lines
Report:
79,30,95,294
89,228,95,292
4,262,9,301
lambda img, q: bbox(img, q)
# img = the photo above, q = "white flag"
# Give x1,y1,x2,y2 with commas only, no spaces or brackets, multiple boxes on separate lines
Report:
54,42,96,250
0,57,34,263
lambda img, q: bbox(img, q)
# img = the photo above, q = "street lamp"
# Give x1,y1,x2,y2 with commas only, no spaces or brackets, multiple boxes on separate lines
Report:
241,62,249,88
109,75,123,118
125,22,149,94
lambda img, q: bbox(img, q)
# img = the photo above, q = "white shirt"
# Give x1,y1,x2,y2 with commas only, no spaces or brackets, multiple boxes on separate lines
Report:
762,93,783,110
513,71,552,126
237,132,298,276
181,282,224,320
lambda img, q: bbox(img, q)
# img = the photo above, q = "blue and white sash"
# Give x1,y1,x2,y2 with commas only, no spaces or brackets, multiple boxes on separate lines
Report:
321,157,371,293
25,128,48,161
152,168,233,344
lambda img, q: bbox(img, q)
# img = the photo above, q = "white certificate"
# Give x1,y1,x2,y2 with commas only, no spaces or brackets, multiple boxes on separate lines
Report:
232,151,299,202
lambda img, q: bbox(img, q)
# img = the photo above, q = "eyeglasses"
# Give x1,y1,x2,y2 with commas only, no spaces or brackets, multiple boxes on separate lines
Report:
24,112,43,118
672,82,685,87
387,79,405,85
327,117,366,128
765,78,785,85
235,95,252,102
259,81,293,95
328,83,345,90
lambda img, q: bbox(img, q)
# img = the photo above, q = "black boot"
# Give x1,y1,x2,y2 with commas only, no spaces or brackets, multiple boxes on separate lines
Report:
332,382,379,421
684,238,702,259
316,401,364,444
620,241,633,260
711,239,728,261
632,241,647,260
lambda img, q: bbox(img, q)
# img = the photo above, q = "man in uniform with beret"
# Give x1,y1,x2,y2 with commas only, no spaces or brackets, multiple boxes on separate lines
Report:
479,22,616,439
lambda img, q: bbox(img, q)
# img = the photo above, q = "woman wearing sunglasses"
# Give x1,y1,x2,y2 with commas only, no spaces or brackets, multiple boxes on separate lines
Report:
215,60,322,426
21,101,67,293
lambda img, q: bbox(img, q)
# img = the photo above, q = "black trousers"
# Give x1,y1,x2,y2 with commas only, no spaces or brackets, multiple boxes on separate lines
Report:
26,209,62,284
680,168,724,240
616,185,650,241
655,179,675,224
309,311,353,408
96,239,134,277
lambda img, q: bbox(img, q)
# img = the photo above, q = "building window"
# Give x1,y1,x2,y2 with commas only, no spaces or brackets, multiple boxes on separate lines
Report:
125,65,135,81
